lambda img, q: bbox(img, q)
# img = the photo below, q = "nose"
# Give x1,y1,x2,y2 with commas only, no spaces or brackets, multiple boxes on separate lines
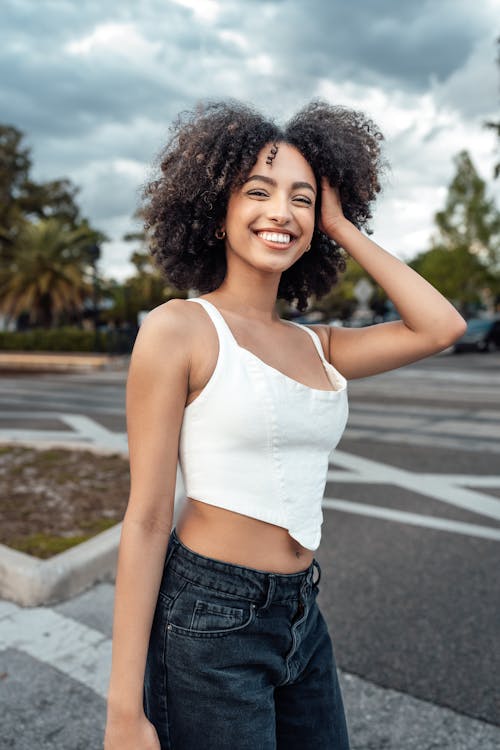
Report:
267,193,292,226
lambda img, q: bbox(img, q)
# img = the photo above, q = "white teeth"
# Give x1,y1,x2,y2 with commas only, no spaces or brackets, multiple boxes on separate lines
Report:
257,232,293,244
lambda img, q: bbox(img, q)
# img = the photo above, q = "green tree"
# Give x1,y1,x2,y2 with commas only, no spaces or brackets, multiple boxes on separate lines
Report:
117,212,187,322
0,125,31,254
409,150,500,312
126,251,172,306
409,245,495,308
0,125,81,262
0,218,97,327
98,251,184,328
484,35,499,179
313,254,384,320
433,150,500,268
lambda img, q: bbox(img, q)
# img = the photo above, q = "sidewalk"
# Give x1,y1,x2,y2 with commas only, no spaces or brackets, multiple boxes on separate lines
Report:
1,582,499,750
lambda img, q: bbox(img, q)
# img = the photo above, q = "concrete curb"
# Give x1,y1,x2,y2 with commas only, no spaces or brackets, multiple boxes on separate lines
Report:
0,351,129,373
0,439,186,607
0,523,121,607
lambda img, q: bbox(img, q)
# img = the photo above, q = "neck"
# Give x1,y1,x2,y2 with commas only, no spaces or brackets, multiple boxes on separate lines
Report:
213,260,284,322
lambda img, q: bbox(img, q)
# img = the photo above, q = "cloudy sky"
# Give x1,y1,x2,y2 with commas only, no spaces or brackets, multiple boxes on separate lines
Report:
2,0,499,282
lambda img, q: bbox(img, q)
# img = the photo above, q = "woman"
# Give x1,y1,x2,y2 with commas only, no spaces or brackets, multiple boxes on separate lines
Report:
104,101,466,750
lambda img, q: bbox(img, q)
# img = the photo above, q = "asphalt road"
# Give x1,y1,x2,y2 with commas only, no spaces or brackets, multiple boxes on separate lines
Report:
0,349,499,749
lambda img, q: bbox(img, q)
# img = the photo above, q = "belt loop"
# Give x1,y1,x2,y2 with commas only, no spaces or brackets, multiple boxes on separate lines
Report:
260,574,276,612
300,566,312,599
164,528,179,569
313,559,321,587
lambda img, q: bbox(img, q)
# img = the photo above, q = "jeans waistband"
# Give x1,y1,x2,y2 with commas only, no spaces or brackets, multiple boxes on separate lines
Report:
165,527,321,605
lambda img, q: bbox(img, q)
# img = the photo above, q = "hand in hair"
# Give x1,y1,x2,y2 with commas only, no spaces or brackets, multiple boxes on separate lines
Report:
318,177,346,240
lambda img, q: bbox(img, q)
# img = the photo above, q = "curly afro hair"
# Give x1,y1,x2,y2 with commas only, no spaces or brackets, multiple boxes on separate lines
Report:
142,99,386,312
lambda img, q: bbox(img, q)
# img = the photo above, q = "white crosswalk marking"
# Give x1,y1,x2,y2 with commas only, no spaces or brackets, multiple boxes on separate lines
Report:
0,411,127,450
329,450,500,523
0,602,111,698
323,499,500,541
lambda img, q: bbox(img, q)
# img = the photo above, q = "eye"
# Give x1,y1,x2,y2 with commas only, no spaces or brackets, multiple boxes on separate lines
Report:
246,189,269,198
293,195,313,206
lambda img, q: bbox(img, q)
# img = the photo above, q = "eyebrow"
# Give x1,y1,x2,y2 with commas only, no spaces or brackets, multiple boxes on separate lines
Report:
244,174,316,194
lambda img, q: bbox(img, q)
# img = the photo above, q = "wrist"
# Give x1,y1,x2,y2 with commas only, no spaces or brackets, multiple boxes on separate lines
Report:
106,694,144,722
322,216,353,244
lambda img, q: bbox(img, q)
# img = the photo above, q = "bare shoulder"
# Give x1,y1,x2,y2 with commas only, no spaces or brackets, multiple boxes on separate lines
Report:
127,299,197,385
133,298,198,355
140,297,194,335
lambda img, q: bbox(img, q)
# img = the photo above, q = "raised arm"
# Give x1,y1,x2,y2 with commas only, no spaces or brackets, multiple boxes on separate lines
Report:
318,178,467,380
104,299,191,750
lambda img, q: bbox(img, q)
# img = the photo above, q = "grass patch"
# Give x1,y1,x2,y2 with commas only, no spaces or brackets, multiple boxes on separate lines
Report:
80,518,118,534
10,533,93,559
1,444,129,559
9,518,119,559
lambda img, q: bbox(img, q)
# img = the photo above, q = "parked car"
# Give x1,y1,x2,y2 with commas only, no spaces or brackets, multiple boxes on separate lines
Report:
453,318,500,353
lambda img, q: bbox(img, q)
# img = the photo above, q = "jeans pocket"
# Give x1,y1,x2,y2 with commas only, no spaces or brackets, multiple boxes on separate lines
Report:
167,583,257,639
191,600,246,631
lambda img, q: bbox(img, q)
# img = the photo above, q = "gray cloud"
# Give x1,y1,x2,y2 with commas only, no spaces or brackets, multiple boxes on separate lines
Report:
1,0,498,279
283,0,488,86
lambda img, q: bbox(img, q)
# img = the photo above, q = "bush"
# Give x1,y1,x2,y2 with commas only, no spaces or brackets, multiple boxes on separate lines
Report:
0,327,107,352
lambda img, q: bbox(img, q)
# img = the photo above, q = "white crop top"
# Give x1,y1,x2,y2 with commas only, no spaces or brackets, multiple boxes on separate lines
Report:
177,298,349,551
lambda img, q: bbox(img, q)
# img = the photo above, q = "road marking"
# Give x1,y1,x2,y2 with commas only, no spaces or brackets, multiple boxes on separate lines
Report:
434,475,500,487
329,450,500,522
342,429,500,454
0,602,110,698
61,414,126,450
323,499,500,541
344,402,500,453
349,401,500,420
0,413,127,451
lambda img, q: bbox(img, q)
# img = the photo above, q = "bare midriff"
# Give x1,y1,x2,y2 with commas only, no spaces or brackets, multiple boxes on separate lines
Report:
175,497,314,574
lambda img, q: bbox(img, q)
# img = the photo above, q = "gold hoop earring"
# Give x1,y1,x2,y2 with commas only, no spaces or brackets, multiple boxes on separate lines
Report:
305,243,311,252
215,228,226,240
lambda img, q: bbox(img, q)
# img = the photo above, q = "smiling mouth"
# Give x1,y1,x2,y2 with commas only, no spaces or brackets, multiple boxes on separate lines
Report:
255,230,296,246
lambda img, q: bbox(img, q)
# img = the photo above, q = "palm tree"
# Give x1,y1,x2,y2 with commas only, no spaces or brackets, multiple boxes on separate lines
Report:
0,217,94,327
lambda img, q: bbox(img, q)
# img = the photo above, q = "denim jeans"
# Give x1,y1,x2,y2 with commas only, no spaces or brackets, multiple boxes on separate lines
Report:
143,527,350,749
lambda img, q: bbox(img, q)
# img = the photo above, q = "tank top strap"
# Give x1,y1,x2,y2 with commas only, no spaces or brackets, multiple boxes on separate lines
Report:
185,297,237,348
287,320,328,363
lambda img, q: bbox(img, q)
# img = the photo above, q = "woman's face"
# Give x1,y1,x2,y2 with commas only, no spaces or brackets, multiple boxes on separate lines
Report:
223,142,316,272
